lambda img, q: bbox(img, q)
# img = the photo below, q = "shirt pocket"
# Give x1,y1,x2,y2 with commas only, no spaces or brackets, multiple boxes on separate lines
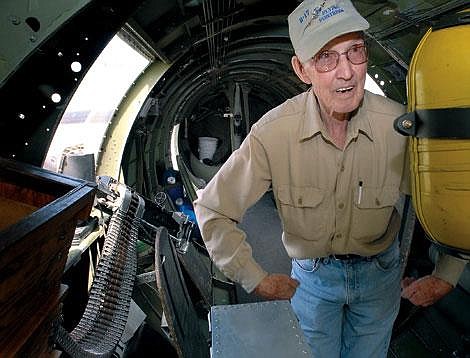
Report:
277,185,326,241
350,186,398,241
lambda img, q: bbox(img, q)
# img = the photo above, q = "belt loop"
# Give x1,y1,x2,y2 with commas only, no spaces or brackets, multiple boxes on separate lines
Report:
312,258,321,271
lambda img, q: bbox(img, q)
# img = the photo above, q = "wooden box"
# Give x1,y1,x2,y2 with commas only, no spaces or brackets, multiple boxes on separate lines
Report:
0,158,96,356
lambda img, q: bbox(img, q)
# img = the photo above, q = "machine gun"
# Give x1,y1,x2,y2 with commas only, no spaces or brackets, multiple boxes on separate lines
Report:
55,176,195,357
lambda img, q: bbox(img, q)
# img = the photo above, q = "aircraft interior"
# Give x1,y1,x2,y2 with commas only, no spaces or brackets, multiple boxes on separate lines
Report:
0,0,469,356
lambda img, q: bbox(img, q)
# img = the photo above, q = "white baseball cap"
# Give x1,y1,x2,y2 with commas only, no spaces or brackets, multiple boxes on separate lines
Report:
288,0,369,62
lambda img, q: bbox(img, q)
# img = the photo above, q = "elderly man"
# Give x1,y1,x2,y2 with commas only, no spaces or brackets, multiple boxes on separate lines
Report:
194,0,466,356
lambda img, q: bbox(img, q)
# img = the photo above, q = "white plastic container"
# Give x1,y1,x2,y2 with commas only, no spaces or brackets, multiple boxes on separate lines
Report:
198,136,218,161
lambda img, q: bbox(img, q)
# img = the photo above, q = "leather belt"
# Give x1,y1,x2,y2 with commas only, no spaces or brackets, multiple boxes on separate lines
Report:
331,253,370,261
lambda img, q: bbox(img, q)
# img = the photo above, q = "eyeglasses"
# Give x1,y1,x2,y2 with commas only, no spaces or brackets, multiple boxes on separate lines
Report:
313,44,368,73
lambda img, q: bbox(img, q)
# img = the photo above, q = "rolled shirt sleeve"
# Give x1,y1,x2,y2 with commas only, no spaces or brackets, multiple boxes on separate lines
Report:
433,252,468,287
194,131,272,292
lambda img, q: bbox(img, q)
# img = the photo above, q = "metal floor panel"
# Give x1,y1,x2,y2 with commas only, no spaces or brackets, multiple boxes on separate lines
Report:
236,192,291,303
210,300,312,358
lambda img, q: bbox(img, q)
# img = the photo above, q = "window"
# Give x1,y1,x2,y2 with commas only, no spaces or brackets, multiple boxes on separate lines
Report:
44,34,150,173
365,74,385,96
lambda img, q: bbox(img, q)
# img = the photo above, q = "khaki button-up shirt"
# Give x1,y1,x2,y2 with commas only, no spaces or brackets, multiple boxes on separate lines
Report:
194,90,464,292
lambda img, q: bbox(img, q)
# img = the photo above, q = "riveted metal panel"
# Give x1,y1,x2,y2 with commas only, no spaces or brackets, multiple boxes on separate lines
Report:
211,300,312,358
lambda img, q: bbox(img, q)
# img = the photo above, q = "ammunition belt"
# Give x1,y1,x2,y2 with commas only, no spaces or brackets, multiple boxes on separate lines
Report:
56,188,145,357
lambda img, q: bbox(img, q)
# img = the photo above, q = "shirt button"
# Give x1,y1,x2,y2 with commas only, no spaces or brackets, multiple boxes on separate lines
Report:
340,165,345,172
335,233,342,239
338,202,344,209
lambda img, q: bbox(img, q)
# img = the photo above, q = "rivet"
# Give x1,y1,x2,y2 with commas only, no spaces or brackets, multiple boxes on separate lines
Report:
402,119,413,129
10,16,21,25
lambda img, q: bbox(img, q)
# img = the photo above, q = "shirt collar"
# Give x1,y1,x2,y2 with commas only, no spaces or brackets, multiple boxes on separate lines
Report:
299,89,374,142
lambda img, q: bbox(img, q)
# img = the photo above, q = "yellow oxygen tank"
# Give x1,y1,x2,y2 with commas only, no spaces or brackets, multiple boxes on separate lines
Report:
394,12,470,255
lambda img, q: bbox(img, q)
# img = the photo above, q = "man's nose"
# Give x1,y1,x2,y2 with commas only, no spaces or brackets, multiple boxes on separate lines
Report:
335,53,353,80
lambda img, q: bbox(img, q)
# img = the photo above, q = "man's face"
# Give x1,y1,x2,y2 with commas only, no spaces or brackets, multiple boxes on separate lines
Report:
296,32,367,117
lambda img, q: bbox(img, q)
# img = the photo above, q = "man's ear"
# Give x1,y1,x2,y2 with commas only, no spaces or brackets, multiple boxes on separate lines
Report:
291,56,312,85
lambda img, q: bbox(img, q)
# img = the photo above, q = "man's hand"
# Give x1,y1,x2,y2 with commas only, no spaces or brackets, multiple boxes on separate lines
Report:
254,274,299,300
401,275,453,307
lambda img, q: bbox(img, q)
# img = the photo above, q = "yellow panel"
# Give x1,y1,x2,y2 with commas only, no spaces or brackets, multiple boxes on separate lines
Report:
408,22,470,253
413,25,470,110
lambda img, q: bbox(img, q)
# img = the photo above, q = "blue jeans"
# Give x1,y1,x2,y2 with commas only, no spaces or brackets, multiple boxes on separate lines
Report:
291,240,401,358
